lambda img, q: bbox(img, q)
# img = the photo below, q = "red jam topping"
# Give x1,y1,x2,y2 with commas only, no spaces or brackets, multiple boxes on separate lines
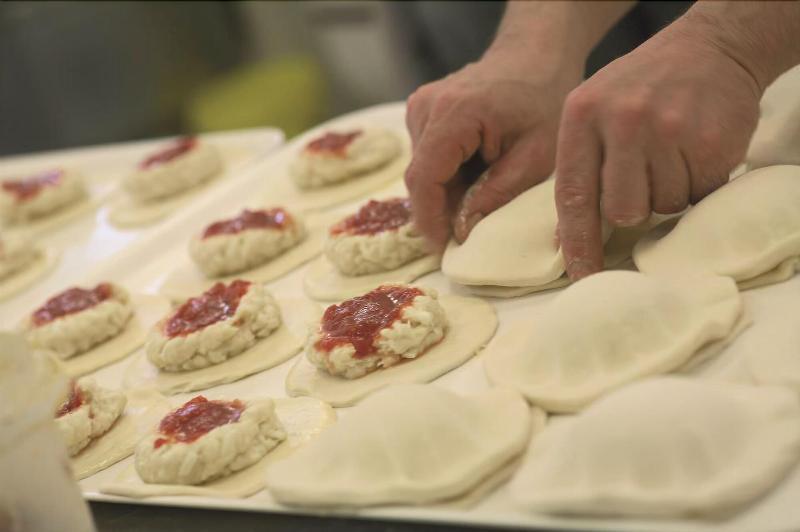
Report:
306,130,362,157
330,198,412,236
315,285,423,358
202,208,292,239
31,283,114,327
55,381,85,418
2,169,63,202
164,280,251,338
153,396,245,449
139,137,197,169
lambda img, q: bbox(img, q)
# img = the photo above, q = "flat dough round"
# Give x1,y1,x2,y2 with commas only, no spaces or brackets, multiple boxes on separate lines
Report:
123,325,303,395
0,247,59,302
260,134,410,213
71,388,169,480
0,197,96,237
50,293,170,378
159,212,339,304
303,253,441,302
107,180,217,229
285,295,498,407
98,397,335,499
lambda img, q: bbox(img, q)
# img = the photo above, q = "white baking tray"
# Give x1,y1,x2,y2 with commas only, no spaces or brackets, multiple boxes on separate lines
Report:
0,128,284,326
12,103,800,531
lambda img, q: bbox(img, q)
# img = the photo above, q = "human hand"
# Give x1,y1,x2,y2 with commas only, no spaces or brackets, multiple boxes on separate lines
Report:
404,52,583,250
555,17,763,281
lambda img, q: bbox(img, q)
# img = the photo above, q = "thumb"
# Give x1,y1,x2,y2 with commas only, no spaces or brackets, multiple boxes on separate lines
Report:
453,137,554,243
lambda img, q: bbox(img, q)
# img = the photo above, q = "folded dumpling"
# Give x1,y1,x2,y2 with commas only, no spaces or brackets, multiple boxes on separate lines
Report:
510,377,800,517
634,165,800,289
442,180,563,288
265,384,534,506
747,65,800,170
484,271,745,413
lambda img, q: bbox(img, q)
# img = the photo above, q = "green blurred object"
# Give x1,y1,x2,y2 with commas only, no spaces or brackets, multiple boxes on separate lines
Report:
185,55,328,138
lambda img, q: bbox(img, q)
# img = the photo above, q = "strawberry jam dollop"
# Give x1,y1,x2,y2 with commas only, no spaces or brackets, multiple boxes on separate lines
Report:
164,280,251,338
330,198,412,236
55,381,85,418
140,137,197,170
315,285,423,358
305,131,362,157
31,283,114,327
2,169,63,202
153,396,245,449
202,208,292,239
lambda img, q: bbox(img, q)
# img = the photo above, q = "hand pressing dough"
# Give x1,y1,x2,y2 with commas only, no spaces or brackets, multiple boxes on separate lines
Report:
265,385,533,507
509,377,800,517
442,179,627,291
100,396,335,499
71,388,169,480
260,132,410,213
290,129,401,189
56,294,170,378
303,253,441,302
634,165,800,289
286,295,497,406
0,241,59,302
484,271,747,413
159,211,339,305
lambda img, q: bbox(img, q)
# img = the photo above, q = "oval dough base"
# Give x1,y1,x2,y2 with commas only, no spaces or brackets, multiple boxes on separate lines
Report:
106,171,225,229
159,212,340,305
72,388,169,480
261,137,410,213
0,247,59,302
285,295,498,407
303,253,441,302
123,325,304,395
98,397,335,499
48,293,170,378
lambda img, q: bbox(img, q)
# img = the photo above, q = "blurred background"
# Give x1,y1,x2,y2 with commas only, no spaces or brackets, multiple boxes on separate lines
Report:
0,1,691,156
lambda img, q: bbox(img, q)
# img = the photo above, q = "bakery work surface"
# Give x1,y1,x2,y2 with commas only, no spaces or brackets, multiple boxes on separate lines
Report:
6,103,800,532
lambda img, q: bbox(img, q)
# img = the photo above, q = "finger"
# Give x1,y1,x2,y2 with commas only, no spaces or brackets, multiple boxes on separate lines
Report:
648,147,690,214
453,136,553,242
555,105,604,281
405,86,434,148
405,118,482,251
600,136,650,227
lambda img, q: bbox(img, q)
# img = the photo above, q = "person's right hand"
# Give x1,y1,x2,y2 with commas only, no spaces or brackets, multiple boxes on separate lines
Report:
404,51,583,250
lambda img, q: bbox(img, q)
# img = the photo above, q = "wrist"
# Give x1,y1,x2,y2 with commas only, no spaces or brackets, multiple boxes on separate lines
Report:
680,2,800,94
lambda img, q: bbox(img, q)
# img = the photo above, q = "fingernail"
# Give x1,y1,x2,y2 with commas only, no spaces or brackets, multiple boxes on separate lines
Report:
566,259,596,282
465,212,483,233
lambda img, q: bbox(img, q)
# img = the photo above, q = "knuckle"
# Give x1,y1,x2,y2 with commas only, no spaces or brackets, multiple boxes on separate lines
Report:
555,182,594,213
653,109,686,140
564,88,597,121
